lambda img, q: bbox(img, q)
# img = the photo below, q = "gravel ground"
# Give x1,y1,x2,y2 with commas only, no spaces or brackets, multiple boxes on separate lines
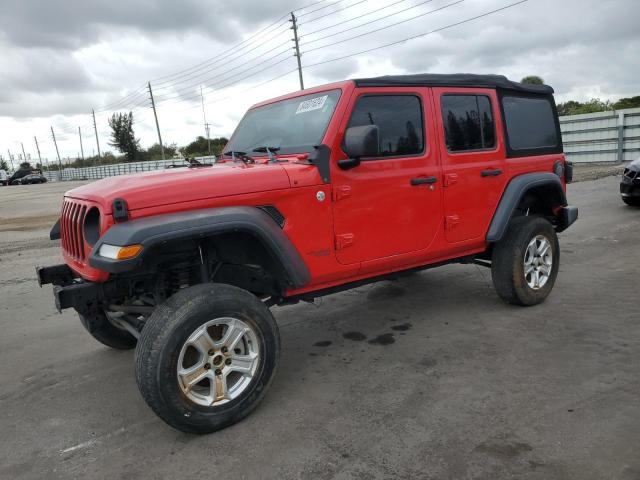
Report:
0,170,638,479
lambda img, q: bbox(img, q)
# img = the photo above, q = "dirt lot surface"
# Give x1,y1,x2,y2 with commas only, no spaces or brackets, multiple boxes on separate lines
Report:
1,171,639,479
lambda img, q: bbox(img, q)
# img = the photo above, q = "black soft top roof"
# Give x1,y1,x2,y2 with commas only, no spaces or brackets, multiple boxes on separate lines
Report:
353,73,554,94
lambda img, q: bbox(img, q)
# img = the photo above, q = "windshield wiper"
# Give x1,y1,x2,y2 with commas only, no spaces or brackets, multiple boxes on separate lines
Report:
223,150,254,164
252,146,280,163
184,157,212,168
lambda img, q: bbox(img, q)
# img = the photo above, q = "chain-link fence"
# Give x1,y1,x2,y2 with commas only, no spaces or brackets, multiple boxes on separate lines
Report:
43,156,217,182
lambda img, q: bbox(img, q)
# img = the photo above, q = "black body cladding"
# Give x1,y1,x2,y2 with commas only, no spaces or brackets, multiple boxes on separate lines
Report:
89,206,310,288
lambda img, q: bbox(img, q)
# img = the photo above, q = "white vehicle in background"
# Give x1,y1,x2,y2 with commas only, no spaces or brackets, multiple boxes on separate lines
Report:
0,169,9,186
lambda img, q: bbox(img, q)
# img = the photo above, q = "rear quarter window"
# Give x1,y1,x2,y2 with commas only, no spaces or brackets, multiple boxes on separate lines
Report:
502,96,560,152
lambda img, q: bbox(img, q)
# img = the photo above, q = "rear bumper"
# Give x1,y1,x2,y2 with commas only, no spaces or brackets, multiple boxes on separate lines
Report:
556,205,578,233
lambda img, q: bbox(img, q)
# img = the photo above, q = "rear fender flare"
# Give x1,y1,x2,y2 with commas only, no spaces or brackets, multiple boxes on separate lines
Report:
487,173,566,243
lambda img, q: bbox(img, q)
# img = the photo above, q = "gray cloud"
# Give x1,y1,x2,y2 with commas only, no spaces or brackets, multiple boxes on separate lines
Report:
1,0,639,159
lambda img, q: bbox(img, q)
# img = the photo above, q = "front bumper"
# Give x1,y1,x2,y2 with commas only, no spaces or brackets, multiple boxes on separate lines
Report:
37,264,103,313
620,175,640,198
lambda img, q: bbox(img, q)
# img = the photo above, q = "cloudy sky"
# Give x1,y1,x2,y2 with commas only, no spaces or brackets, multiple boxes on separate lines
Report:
0,0,638,164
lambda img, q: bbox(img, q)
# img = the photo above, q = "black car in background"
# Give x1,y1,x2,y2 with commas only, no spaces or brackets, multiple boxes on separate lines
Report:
621,158,640,206
10,173,47,185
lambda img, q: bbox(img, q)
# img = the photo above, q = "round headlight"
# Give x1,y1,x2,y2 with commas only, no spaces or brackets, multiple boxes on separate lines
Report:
83,207,101,246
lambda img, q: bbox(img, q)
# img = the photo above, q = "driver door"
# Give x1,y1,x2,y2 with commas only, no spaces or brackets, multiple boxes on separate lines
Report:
331,88,442,265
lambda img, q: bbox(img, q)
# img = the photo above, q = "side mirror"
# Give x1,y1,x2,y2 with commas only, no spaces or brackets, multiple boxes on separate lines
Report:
339,125,379,170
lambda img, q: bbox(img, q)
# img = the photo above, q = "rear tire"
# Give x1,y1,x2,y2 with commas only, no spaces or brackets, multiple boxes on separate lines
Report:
79,310,137,350
622,196,640,207
491,216,560,306
135,283,280,434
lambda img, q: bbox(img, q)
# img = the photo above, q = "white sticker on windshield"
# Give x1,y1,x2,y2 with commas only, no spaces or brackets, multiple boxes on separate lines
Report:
295,95,328,114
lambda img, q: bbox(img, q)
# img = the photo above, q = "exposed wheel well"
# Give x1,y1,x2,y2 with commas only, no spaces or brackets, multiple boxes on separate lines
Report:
143,231,290,298
515,184,565,219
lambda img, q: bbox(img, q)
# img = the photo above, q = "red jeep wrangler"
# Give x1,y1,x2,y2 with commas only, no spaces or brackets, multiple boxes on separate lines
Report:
38,73,577,433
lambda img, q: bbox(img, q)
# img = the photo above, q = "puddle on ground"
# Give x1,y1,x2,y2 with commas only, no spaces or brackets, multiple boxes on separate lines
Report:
343,331,367,341
368,333,395,345
390,323,412,332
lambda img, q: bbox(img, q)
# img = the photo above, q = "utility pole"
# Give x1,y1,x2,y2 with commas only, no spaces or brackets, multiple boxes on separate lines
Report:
78,126,85,161
92,109,101,163
21,142,28,165
290,12,304,90
51,126,63,171
147,81,165,159
200,86,211,156
34,136,42,164
7,149,15,172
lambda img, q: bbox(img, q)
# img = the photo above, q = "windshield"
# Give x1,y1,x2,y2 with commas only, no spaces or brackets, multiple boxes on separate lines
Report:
225,89,341,155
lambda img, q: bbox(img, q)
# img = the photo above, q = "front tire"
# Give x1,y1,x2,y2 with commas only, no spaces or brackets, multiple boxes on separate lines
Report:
491,216,560,306
79,310,137,350
135,283,280,434
622,196,640,207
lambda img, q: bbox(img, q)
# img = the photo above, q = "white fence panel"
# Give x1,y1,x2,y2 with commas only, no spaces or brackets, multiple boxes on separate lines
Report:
43,156,217,182
560,107,640,163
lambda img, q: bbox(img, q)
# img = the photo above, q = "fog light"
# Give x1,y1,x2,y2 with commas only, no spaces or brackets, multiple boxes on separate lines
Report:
98,243,143,260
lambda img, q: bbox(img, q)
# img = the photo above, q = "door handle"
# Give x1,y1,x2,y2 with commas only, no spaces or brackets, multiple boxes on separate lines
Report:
481,169,503,177
410,176,437,186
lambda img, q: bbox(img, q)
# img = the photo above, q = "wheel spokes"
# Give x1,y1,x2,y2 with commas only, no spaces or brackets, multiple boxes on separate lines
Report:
217,319,248,350
177,316,260,407
212,373,229,403
189,328,216,355
228,352,258,375
523,234,553,290
178,362,208,391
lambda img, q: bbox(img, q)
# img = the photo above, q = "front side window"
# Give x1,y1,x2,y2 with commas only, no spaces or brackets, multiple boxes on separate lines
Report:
347,95,424,157
441,95,496,152
225,89,341,154
502,96,558,151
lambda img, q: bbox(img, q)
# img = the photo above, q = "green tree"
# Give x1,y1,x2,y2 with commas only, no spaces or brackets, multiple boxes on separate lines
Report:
19,161,33,170
108,111,140,162
0,159,8,171
140,143,178,161
182,136,228,157
612,96,640,110
521,75,544,85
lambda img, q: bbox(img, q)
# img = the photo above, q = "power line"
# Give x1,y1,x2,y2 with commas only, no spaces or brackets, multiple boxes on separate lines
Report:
152,40,293,99
154,20,288,88
88,1,346,113
96,84,148,112
155,52,294,106
302,0,466,53
299,0,409,38
301,0,440,47
303,0,528,66
298,0,368,25
296,0,349,18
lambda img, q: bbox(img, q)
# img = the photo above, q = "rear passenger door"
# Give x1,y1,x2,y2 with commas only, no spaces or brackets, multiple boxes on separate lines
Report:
433,88,507,243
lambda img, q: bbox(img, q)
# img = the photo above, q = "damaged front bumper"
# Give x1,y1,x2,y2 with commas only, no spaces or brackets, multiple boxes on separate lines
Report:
36,264,103,313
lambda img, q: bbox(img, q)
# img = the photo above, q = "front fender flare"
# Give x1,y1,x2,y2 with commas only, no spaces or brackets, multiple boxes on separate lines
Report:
89,206,310,288
486,173,568,243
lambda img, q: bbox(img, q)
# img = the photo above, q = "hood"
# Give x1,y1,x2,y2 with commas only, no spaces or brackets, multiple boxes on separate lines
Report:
66,162,291,213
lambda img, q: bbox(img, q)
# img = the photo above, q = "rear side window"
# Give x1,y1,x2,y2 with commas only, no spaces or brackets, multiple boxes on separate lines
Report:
502,96,558,151
441,95,495,152
347,95,424,157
